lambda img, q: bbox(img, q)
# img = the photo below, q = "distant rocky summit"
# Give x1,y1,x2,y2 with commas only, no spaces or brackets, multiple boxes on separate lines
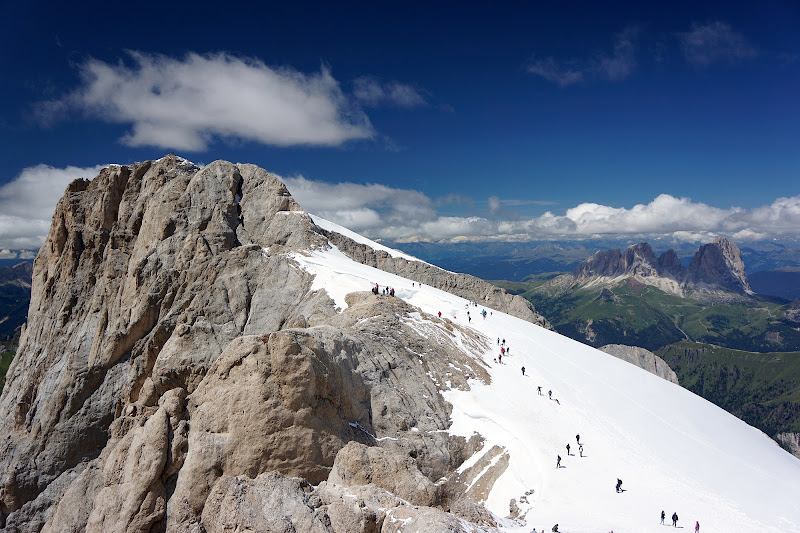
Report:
573,238,752,297
0,156,549,532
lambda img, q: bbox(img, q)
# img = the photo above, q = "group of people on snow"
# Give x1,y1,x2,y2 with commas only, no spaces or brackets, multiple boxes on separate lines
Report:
371,283,395,296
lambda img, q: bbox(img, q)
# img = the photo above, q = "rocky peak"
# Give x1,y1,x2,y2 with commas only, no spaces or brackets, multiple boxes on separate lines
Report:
574,237,753,297
0,155,547,531
685,236,752,295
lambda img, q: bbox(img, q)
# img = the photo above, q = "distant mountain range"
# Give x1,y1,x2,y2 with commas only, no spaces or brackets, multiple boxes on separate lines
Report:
0,262,33,340
387,237,800,300
573,237,752,298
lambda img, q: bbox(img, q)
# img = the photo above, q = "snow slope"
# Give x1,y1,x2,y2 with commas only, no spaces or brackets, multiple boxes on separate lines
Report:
291,239,800,533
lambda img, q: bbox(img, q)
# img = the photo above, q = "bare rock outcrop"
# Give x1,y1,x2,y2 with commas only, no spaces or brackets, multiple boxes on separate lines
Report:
0,156,539,531
573,237,753,298
328,442,437,507
599,344,680,385
776,432,800,460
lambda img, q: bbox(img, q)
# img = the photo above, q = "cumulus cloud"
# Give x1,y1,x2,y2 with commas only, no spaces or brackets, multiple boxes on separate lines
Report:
37,52,375,151
353,77,427,108
0,163,105,249
283,175,800,244
4,165,798,251
527,27,637,86
677,21,756,66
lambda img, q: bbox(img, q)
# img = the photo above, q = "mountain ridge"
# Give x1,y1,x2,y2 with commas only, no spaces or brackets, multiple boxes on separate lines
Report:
0,156,549,531
573,237,752,297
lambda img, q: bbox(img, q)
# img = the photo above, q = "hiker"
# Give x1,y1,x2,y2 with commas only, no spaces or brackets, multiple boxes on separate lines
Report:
497,338,500,345
615,478,622,493
548,390,552,399
521,366,526,376
660,510,665,525
579,444,583,457
576,434,580,445
468,315,471,323
438,311,441,318
695,521,699,532
506,346,510,354
501,347,505,355
566,443,570,455
551,525,558,532
502,338,506,345
556,455,561,468
672,512,678,527
498,353,503,364
537,386,542,395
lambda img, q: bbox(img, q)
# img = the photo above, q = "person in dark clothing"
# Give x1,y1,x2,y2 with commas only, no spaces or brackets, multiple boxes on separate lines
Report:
579,444,583,457
537,386,542,395
672,512,678,527
660,510,665,524
548,390,552,399
615,478,622,493
551,525,558,532
521,366,526,376
556,455,561,468
576,434,580,445
566,443,570,455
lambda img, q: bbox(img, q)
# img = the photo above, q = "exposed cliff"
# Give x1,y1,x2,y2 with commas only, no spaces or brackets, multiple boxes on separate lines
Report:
0,156,547,532
573,237,752,298
598,344,679,385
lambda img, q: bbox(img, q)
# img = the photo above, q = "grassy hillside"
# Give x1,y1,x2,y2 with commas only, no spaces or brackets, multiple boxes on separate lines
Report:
494,277,800,352
491,276,800,449
657,342,800,437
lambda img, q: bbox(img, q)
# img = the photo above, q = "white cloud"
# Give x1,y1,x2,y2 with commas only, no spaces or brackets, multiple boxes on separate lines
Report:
677,21,756,66
283,175,800,244
0,163,105,250
38,52,375,151
526,57,585,87
353,77,426,108
527,27,637,86
4,165,798,251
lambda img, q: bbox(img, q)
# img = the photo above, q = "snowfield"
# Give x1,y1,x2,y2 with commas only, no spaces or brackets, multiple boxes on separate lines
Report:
292,233,800,533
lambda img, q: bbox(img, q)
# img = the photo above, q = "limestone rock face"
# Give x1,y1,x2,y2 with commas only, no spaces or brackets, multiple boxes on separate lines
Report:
328,442,437,507
0,156,541,531
573,237,753,298
599,344,680,385
684,237,752,295
776,432,800,460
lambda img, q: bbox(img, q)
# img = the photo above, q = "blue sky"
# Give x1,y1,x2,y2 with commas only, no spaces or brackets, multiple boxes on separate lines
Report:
1,1,799,250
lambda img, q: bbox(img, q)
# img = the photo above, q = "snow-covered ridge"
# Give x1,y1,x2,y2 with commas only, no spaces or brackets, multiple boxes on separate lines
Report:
311,214,428,264
291,235,800,533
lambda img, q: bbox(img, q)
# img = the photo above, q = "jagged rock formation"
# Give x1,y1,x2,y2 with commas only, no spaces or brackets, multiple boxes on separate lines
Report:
0,156,548,532
598,344,679,385
573,238,752,297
